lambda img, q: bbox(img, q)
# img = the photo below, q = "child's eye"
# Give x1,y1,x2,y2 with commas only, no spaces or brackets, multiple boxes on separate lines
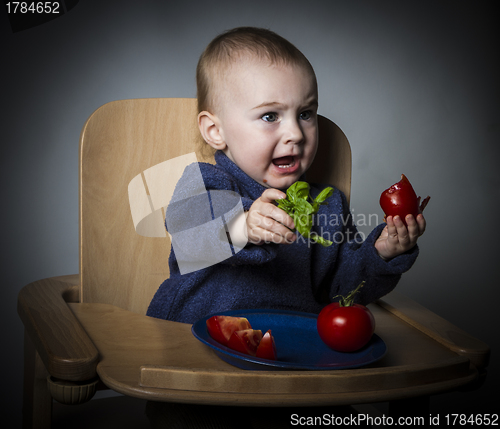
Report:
262,112,279,122
300,110,312,121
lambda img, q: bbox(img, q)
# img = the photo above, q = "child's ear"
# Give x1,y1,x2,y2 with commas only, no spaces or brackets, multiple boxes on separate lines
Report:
198,111,226,151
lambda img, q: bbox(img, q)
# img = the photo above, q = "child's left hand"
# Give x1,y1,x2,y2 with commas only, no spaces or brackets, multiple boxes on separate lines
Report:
375,214,426,260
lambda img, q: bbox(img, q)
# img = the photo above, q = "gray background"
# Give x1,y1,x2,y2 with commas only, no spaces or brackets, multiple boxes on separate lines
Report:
2,0,498,426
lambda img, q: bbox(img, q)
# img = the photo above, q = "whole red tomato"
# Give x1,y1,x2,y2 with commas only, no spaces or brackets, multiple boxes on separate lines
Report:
380,174,430,225
317,282,375,352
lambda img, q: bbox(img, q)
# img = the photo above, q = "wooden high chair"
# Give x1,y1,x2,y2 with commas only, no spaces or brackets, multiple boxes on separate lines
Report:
18,98,489,428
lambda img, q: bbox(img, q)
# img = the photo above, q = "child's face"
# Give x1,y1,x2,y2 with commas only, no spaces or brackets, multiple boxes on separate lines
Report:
214,59,318,190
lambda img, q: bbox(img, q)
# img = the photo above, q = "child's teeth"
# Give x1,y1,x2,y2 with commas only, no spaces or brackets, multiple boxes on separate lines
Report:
274,158,295,168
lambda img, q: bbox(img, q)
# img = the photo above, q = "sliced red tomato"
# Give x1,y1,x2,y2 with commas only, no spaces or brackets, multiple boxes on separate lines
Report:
206,315,251,346
227,329,263,356
255,330,277,360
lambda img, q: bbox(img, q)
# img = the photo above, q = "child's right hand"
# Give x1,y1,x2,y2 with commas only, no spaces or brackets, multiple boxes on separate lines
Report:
246,189,296,245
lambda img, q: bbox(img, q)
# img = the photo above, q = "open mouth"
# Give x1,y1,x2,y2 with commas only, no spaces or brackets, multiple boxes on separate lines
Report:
272,155,296,169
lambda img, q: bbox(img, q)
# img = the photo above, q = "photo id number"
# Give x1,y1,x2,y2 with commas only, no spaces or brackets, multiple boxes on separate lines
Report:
6,2,61,14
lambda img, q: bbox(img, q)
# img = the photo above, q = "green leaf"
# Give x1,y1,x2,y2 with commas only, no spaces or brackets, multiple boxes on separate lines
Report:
312,186,334,212
314,186,334,204
294,181,310,200
310,233,333,247
275,181,335,247
276,198,293,214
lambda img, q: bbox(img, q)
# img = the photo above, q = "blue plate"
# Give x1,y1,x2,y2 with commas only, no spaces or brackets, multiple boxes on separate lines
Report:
191,309,386,371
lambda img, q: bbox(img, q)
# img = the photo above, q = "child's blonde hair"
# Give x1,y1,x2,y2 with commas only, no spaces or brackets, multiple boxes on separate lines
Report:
196,27,317,114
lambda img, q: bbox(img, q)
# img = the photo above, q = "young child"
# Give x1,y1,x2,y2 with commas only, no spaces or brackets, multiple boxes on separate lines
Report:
146,26,426,429
147,27,426,325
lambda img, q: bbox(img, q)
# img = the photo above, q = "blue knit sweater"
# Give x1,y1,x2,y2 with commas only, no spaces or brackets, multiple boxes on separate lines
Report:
147,151,418,323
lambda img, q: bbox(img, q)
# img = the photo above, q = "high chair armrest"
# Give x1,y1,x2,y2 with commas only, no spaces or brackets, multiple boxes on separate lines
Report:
18,275,99,381
376,291,490,370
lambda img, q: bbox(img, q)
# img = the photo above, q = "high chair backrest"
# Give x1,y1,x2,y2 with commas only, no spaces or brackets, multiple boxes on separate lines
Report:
79,98,351,314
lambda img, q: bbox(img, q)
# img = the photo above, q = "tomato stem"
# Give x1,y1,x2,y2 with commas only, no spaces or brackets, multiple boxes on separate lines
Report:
332,281,366,307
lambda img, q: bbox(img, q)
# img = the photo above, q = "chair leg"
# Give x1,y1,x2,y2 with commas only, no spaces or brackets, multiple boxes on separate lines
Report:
23,331,52,429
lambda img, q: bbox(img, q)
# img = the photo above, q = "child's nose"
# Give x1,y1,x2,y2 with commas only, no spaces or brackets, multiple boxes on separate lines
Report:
283,119,304,144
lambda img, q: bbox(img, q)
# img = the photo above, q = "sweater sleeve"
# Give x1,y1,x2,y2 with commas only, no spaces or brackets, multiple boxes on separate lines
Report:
314,190,418,305
165,162,277,271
